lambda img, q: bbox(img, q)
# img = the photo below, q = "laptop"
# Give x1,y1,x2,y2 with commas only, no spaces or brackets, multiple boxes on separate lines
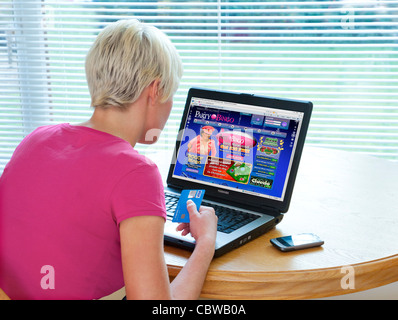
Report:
163,87,312,257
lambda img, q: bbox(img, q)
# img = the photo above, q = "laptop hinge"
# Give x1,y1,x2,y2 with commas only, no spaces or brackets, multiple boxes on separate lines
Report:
204,193,281,217
165,185,282,217
258,206,280,217
165,184,183,193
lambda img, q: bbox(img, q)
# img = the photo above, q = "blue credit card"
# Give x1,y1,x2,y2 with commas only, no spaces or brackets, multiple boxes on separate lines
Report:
172,189,205,223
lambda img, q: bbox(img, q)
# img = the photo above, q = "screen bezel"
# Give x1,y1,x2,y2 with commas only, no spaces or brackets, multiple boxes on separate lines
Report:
166,87,312,214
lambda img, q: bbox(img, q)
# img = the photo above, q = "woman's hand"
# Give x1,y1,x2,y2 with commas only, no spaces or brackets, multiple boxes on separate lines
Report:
176,200,217,247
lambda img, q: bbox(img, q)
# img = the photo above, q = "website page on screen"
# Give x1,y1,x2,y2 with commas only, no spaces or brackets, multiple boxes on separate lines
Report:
173,97,304,201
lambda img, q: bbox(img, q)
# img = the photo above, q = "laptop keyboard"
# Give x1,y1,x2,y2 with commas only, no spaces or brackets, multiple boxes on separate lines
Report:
165,192,259,234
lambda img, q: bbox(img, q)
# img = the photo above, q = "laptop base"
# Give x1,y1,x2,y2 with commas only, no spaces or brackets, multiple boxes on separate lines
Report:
164,213,283,257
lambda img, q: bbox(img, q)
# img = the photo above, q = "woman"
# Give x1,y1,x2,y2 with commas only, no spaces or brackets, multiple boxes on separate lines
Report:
0,19,217,300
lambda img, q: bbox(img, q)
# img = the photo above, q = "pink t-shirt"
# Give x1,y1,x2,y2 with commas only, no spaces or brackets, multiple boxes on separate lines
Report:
0,124,167,299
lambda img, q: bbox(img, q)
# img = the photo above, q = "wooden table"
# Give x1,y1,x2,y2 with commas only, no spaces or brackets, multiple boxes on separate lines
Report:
149,146,398,299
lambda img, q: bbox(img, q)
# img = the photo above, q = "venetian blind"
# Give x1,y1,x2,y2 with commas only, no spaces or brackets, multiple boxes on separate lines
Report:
1,0,397,172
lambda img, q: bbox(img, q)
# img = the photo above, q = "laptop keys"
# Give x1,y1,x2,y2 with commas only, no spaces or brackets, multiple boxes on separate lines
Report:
165,193,178,219
165,192,259,233
202,201,259,234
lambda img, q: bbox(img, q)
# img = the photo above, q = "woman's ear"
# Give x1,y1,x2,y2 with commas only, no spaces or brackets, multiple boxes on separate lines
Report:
148,79,161,105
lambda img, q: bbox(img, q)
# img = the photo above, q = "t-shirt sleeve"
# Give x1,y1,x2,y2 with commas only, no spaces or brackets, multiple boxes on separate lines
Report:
110,162,167,226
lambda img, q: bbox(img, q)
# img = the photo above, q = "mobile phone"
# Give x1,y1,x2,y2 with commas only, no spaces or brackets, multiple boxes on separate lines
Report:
270,233,324,252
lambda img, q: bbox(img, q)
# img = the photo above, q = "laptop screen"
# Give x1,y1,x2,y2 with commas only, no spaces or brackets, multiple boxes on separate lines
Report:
171,95,305,202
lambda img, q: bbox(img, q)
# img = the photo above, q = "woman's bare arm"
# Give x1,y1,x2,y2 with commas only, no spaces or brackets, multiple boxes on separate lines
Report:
120,201,217,300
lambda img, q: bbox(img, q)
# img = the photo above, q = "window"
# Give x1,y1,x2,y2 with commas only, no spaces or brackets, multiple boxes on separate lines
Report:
1,0,397,172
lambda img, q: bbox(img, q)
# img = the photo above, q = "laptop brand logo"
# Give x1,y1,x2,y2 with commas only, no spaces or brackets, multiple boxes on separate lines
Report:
217,189,230,195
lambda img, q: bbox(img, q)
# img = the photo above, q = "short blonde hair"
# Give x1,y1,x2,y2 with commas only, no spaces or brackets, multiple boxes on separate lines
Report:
85,19,182,109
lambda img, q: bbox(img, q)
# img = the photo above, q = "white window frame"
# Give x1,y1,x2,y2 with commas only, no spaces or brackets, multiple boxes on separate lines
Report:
1,0,397,173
